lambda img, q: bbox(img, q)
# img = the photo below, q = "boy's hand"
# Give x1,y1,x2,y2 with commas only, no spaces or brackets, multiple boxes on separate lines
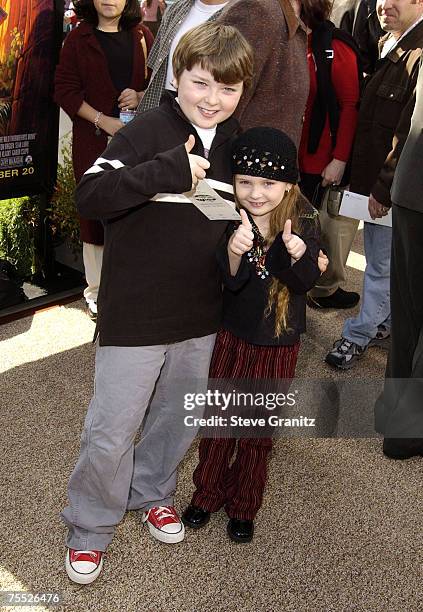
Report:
282,219,306,260
184,134,210,189
318,249,329,274
228,209,254,256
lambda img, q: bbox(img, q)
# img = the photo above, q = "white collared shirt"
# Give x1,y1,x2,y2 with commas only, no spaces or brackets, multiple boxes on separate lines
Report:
381,15,423,58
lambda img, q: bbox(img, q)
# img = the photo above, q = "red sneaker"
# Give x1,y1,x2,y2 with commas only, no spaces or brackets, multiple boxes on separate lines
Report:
65,548,104,584
142,506,185,544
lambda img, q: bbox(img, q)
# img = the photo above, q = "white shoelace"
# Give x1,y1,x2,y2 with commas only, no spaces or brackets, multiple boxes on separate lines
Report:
73,550,98,560
339,340,352,353
153,506,176,521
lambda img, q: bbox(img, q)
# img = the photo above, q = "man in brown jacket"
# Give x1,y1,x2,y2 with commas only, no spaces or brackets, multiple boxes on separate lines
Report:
326,0,423,370
217,0,309,146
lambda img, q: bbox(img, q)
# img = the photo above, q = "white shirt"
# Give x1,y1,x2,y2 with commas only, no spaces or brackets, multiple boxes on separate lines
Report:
381,15,423,58
165,0,227,90
192,124,217,157
175,97,217,156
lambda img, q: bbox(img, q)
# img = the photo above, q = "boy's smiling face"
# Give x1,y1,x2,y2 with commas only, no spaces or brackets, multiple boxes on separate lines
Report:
174,64,244,129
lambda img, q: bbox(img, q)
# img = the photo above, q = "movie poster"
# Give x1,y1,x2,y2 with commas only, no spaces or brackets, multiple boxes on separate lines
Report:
0,0,62,198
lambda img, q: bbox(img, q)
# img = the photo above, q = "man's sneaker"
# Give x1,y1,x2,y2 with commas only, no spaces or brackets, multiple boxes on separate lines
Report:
142,506,185,544
65,549,103,585
325,337,367,370
368,325,390,349
86,299,97,322
307,288,360,309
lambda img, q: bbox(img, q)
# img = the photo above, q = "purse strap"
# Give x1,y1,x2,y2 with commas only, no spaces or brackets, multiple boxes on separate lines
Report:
140,32,148,81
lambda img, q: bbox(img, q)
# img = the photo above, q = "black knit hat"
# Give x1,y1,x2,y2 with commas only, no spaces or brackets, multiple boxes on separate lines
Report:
231,127,298,184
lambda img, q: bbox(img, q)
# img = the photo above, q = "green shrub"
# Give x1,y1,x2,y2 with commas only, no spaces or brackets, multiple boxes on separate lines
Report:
48,143,80,252
0,196,39,277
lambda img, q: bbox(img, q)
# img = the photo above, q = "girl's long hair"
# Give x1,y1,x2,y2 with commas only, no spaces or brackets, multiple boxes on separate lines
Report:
263,185,304,337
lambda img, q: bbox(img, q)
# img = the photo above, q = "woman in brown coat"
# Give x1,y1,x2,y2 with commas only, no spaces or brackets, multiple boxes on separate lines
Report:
55,0,153,319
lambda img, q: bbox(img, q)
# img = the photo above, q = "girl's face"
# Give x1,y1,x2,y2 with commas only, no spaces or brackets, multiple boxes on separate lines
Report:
234,175,291,220
93,0,126,23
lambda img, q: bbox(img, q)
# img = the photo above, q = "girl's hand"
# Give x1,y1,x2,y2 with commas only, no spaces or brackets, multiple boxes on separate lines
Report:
98,115,124,136
229,209,254,256
321,158,346,187
282,219,306,260
118,88,140,110
318,249,329,274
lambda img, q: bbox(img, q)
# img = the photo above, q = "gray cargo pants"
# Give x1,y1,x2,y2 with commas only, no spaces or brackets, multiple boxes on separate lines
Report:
61,334,215,551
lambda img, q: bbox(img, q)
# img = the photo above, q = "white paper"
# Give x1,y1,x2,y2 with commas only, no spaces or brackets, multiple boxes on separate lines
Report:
339,190,392,227
186,180,241,221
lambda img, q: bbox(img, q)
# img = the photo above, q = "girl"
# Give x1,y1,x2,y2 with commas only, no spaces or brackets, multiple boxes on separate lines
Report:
54,0,153,320
182,127,324,542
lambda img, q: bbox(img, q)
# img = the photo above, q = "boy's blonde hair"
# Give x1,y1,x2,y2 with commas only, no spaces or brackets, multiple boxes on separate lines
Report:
172,22,254,89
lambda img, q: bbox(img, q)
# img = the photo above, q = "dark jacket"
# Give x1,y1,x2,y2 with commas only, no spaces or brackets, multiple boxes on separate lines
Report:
76,92,239,346
350,20,423,207
340,0,383,74
219,202,320,346
391,55,423,211
54,21,154,243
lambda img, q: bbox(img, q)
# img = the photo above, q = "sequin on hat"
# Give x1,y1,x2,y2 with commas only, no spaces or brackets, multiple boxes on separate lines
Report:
231,127,299,184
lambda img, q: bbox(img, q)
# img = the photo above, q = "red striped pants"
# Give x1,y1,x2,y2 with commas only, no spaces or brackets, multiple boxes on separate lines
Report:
191,329,299,520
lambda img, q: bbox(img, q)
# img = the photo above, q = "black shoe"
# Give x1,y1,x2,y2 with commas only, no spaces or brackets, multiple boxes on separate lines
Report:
181,505,210,529
227,518,254,543
307,288,360,309
383,438,423,460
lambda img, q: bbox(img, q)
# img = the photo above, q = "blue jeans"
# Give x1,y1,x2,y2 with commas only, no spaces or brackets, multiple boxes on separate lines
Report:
343,222,392,347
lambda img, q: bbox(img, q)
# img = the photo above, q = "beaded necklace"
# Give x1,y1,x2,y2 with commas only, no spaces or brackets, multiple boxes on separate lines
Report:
246,218,270,280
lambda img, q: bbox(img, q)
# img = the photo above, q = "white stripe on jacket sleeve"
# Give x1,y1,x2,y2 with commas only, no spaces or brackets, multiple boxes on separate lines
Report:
84,157,125,175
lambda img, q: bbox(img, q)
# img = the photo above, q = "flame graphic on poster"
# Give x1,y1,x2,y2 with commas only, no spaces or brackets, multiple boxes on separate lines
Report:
0,1,60,198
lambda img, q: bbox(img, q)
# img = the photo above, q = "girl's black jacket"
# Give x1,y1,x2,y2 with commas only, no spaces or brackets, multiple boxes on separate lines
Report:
218,200,321,346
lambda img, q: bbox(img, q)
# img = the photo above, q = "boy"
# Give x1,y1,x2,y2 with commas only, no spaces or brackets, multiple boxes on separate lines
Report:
62,22,253,585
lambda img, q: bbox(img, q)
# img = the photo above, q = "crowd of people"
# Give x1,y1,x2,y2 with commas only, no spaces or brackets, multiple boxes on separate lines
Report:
54,0,423,585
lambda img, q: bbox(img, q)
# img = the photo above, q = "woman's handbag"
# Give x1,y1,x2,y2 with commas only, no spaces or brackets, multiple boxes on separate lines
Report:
312,182,344,217
323,185,344,217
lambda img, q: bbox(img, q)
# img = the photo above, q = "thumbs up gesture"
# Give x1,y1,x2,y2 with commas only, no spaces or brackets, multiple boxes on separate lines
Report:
229,209,254,256
282,219,306,261
184,134,210,190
